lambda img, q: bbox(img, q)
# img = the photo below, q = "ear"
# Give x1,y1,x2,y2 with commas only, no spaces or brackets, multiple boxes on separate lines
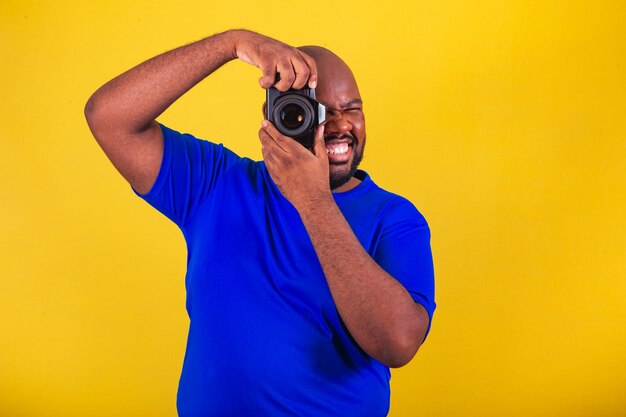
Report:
262,102,267,118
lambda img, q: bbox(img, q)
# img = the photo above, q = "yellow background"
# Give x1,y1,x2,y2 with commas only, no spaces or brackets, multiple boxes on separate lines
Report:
2,1,625,416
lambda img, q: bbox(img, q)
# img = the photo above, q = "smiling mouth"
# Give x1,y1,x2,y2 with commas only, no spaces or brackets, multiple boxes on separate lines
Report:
325,135,353,163
326,142,350,155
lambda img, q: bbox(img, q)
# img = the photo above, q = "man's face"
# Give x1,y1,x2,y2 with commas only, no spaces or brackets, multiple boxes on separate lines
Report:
315,74,366,190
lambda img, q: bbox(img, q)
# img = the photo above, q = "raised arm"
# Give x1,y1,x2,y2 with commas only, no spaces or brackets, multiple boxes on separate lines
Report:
84,29,317,194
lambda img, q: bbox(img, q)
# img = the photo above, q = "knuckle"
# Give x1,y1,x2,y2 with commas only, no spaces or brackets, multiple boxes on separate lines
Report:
295,70,309,84
282,72,295,84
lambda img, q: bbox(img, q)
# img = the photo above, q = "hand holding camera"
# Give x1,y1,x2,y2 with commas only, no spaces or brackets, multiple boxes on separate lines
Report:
232,29,318,91
266,86,326,149
232,30,325,149
259,119,331,208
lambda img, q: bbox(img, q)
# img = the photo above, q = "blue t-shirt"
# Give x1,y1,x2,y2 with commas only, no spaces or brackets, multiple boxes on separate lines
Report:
135,124,436,417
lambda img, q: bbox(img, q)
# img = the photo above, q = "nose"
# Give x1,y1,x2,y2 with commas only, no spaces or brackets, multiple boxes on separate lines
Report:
326,112,352,135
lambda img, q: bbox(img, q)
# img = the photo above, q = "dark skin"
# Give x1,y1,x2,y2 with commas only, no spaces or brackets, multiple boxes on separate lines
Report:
85,30,428,367
259,47,429,367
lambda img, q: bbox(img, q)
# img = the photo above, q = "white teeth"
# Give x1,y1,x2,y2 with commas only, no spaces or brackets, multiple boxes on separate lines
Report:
326,143,349,155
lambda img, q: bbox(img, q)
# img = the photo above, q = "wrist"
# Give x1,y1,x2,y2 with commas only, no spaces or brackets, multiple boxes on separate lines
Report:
226,29,255,61
294,191,335,219
210,29,243,61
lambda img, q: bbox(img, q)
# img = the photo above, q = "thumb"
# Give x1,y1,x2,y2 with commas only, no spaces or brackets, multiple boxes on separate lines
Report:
312,124,327,159
259,64,277,89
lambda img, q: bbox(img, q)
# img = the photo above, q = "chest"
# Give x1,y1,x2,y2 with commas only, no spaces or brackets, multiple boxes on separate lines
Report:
182,165,384,320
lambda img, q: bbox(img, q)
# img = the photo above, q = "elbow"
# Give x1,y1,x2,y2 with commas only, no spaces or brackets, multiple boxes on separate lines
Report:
84,89,115,135
84,93,102,132
375,312,429,368
377,335,421,368
84,92,149,136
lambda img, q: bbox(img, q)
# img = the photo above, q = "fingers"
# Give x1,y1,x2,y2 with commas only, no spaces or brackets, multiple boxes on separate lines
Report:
259,64,277,89
291,56,311,90
297,51,318,89
259,121,294,185
274,60,296,91
259,124,287,154
312,124,328,160
260,120,301,153
236,32,317,91
262,52,316,91
260,139,282,186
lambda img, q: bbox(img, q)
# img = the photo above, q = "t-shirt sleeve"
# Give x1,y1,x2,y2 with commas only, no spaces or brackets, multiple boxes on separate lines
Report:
373,199,436,339
133,124,241,227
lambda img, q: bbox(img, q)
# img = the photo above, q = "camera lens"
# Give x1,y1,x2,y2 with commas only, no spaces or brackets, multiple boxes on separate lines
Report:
272,94,314,137
280,104,306,130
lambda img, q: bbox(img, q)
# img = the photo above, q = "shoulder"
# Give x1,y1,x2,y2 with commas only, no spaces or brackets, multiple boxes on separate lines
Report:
355,171,429,227
159,123,247,171
160,124,233,153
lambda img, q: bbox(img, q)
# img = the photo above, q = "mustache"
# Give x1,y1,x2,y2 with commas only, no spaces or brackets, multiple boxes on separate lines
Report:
324,133,354,142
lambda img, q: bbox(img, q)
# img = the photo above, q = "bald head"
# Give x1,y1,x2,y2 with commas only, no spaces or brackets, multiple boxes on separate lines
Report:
298,46,361,103
296,46,366,191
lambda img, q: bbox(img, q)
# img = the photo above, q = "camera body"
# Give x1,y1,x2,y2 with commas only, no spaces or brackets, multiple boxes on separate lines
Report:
266,87,326,149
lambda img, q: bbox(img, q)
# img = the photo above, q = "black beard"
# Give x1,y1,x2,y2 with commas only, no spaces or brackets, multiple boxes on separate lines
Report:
329,138,366,190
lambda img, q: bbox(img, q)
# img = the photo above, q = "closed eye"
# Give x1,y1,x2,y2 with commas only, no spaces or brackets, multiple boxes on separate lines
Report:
345,108,362,114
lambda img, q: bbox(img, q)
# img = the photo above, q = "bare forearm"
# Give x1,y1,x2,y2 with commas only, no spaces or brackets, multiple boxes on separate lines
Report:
85,30,238,133
258,122,428,368
297,196,429,368
86,31,318,194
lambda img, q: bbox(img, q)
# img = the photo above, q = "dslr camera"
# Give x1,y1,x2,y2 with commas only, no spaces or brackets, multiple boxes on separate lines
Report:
266,87,326,149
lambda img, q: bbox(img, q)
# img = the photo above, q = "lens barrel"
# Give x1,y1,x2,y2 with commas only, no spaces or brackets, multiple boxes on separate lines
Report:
272,95,315,137
280,103,306,130
266,87,325,149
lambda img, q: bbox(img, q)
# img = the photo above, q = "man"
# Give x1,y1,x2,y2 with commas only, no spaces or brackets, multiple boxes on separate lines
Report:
85,29,435,417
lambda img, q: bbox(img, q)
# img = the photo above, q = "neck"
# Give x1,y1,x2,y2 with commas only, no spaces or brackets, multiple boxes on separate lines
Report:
332,176,361,193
